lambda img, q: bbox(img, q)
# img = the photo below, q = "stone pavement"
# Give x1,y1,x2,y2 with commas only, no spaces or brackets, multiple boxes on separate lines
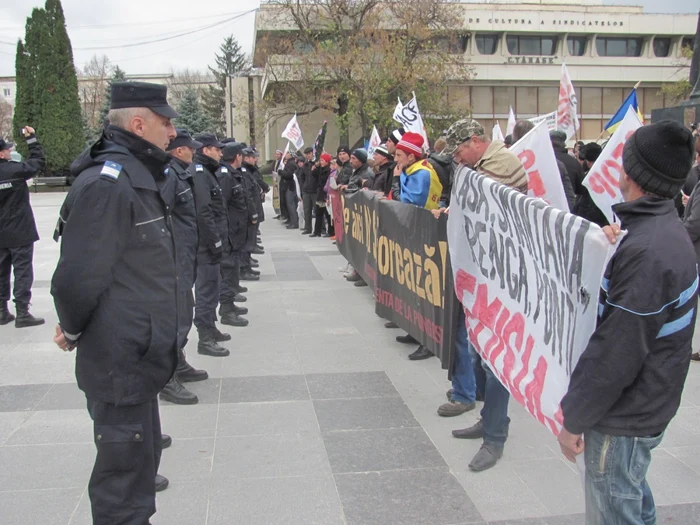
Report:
1,192,699,525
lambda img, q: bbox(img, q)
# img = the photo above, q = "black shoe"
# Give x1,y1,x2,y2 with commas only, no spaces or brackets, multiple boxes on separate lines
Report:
234,293,247,303
250,262,260,268
301,230,311,235
452,420,485,440
221,312,249,327
212,328,231,342
396,334,419,345
274,215,281,220
197,333,230,357
384,321,399,329
175,348,208,382
286,224,299,230
0,302,15,326
310,233,321,238
322,233,332,238
240,271,260,281
162,434,172,449
345,271,361,282
408,345,433,360
253,247,265,255
469,444,503,472
155,474,169,492
159,376,198,405
246,268,261,276
354,279,368,287
250,257,258,264
14,304,44,328
233,305,248,315
236,285,248,293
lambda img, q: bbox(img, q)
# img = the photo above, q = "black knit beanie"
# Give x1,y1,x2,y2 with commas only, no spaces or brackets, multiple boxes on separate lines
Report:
622,120,695,198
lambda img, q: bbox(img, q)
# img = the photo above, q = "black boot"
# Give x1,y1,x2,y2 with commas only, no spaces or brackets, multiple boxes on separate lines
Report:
236,285,248,293
0,302,15,326
219,302,248,317
221,312,249,327
212,327,231,342
234,293,247,303
15,303,44,328
159,376,198,405
197,330,230,357
408,345,433,361
240,270,260,281
175,348,208,383
155,474,169,492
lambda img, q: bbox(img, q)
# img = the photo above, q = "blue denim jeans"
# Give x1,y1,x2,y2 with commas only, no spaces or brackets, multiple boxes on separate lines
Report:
468,343,510,447
451,308,481,404
584,429,663,525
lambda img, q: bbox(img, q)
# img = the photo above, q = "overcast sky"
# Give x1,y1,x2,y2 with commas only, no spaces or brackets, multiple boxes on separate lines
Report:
0,0,697,78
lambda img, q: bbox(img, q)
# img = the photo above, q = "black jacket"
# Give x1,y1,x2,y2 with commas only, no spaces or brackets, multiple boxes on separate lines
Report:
302,160,318,194
346,163,373,193
0,134,45,248
675,165,700,217
240,164,261,251
243,161,267,222
219,163,255,251
313,164,330,201
190,152,226,263
572,165,609,227
556,159,577,211
562,197,697,437
165,157,198,291
370,161,392,194
553,145,583,193
336,160,353,186
51,126,178,406
427,153,453,205
683,177,700,264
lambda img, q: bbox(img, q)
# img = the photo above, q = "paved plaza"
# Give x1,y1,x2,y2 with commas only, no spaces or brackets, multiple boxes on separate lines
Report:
0,192,699,525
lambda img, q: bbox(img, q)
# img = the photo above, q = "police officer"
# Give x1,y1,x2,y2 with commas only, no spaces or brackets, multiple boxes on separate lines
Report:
191,134,231,357
238,147,262,281
0,128,46,327
51,82,179,524
216,143,249,327
243,148,268,251
158,129,210,405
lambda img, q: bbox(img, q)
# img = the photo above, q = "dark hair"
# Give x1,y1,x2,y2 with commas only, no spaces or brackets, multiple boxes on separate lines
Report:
580,142,603,163
512,120,535,143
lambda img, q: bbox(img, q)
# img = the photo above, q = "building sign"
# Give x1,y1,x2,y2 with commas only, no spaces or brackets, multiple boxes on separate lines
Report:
506,56,558,65
469,18,624,28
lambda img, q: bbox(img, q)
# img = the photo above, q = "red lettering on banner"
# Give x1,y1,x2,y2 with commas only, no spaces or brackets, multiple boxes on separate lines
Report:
517,150,545,198
586,131,634,197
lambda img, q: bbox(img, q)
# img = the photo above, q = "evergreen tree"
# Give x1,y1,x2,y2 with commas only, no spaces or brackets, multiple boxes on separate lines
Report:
32,0,85,174
176,87,214,136
12,40,33,158
97,65,127,133
202,36,248,135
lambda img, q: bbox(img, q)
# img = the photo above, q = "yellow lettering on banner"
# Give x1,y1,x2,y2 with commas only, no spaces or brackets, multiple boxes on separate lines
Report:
403,248,416,294
378,236,390,275
423,246,441,307
439,241,448,308
394,241,405,285
364,206,372,252
414,252,426,299
372,212,379,262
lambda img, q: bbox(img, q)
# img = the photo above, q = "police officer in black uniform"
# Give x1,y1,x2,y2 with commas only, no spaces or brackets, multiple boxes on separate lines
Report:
191,134,231,356
51,82,179,524
238,147,262,281
243,148,268,251
0,128,46,328
159,129,210,405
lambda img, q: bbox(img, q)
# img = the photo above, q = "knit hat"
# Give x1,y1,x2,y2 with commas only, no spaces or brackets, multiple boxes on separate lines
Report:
351,148,368,163
387,128,405,146
320,152,332,163
396,132,425,158
337,146,350,155
622,121,695,198
374,144,392,159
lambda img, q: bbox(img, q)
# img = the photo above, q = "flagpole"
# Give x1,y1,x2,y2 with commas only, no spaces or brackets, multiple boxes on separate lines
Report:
596,80,641,143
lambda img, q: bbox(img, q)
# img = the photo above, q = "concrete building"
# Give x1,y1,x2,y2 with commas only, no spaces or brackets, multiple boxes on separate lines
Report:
231,0,696,160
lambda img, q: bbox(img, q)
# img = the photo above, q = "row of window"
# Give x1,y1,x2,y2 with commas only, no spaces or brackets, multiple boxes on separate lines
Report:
476,34,693,58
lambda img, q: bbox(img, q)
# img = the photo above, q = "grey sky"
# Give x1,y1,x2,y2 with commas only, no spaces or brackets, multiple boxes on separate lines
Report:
0,0,697,78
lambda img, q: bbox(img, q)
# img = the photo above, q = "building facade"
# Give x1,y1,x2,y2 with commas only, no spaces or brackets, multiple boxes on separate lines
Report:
233,0,695,160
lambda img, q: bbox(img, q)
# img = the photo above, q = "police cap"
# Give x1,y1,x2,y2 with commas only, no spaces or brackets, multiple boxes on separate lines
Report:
222,142,244,161
167,129,203,151
110,81,179,119
195,133,226,149
0,138,14,151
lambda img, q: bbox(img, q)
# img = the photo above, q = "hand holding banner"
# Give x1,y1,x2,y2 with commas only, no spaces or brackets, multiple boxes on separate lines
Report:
282,114,304,151
582,107,643,224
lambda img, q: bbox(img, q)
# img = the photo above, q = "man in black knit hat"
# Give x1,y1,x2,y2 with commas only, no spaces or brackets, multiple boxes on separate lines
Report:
558,120,697,525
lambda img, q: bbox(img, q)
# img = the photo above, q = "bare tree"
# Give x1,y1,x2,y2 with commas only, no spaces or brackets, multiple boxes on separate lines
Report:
80,54,112,132
166,68,215,105
661,45,693,104
0,98,13,140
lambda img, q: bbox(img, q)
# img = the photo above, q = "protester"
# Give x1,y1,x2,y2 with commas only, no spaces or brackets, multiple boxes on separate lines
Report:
275,150,289,222
344,148,373,193
0,127,46,328
390,132,443,210
440,118,527,472
310,152,331,238
385,128,405,156
573,140,584,158
677,138,700,217
551,129,584,194
51,81,179,522
300,146,316,235
325,158,338,239
682,139,700,362
427,146,453,208
159,129,209,405
559,121,698,524
369,144,393,195
573,142,609,226
281,151,299,229
336,146,353,186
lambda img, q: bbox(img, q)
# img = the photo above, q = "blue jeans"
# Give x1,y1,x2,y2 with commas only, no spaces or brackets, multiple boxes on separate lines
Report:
468,343,510,447
584,429,663,525
451,308,481,404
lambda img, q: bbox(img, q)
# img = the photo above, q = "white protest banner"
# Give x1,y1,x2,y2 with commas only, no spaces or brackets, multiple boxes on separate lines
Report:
506,106,517,137
367,126,381,157
393,95,429,148
492,122,505,142
293,173,304,229
557,63,580,140
278,142,291,172
282,114,304,151
582,106,642,224
448,166,613,436
510,121,570,211
528,111,557,131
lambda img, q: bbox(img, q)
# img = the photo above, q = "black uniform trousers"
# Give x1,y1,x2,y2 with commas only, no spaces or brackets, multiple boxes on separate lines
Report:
279,181,289,220
286,189,299,227
302,193,315,232
0,243,34,305
177,289,195,350
313,204,329,235
219,248,240,305
87,396,162,525
194,262,220,331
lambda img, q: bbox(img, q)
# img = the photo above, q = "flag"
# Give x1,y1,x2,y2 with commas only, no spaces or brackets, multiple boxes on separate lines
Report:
506,106,517,137
393,94,429,150
492,122,505,142
278,142,291,171
604,87,643,134
282,114,304,150
312,121,327,161
528,111,557,131
367,126,381,156
557,63,579,140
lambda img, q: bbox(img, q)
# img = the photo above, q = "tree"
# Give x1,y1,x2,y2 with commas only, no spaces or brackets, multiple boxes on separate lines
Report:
12,11,42,157
202,36,249,135
254,0,472,144
97,65,127,134
175,87,214,135
661,44,693,104
80,54,112,134
166,68,212,105
0,98,13,141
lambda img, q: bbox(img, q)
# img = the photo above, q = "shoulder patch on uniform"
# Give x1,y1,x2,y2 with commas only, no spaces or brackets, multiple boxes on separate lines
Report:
221,167,228,173
195,164,204,172
241,167,247,172
100,161,122,180
164,168,170,175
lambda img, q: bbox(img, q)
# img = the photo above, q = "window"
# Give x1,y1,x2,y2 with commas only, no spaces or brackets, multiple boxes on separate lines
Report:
653,37,671,57
682,37,695,51
2,88,9,97
476,34,499,55
427,35,469,54
596,37,643,57
567,36,587,56
507,35,558,56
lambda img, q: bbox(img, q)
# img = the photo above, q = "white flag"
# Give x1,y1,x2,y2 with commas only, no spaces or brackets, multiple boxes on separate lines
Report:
583,107,643,224
492,122,505,142
557,64,580,140
506,106,517,137
393,94,429,149
278,142,291,171
367,126,381,157
510,121,570,211
528,111,557,131
282,114,304,151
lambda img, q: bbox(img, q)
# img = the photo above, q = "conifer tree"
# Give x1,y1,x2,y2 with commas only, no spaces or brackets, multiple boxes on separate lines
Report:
97,65,127,135
177,87,214,136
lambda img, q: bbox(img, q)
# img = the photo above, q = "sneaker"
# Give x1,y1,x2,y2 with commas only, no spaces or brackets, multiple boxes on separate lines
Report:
437,400,476,417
